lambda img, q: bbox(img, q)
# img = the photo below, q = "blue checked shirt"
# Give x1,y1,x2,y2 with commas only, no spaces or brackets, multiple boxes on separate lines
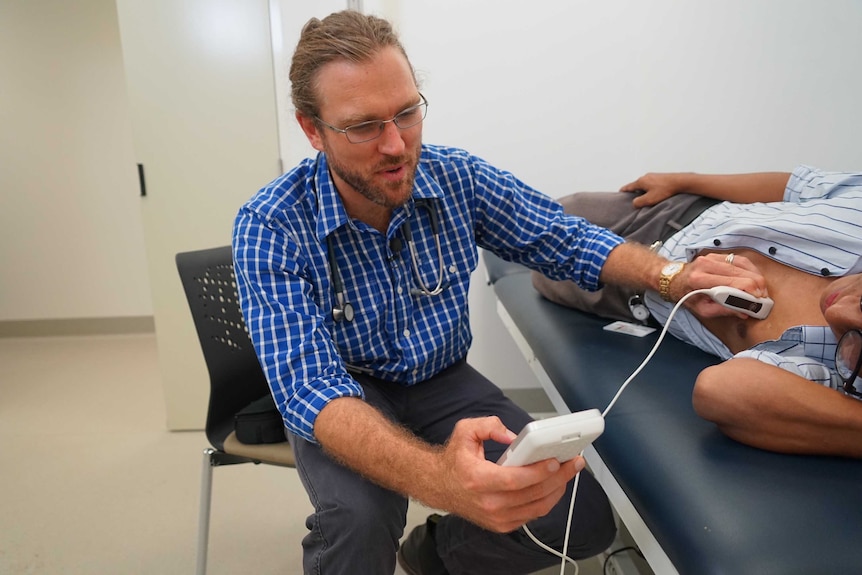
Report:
233,144,624,442
645,165,862,392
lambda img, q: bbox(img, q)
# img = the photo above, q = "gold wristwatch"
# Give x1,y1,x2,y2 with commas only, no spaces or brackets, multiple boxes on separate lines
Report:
659,262,685,302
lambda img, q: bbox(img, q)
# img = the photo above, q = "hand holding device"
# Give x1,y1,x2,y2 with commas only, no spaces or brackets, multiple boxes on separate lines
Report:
497,409,604,467
706,286,773,319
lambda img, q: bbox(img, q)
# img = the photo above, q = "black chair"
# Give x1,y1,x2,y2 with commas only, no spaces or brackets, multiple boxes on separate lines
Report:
175,246,295,575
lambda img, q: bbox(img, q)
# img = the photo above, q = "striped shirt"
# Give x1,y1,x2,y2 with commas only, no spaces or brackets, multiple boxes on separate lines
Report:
233,144,624,442
645,165,862,392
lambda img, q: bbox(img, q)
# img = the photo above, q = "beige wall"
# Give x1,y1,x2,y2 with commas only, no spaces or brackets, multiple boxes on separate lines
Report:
0,0,152,322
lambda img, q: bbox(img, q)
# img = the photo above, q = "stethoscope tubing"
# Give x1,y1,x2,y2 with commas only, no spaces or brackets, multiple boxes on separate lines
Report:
402,199,445,296
327,234,355,323
329,198,445,322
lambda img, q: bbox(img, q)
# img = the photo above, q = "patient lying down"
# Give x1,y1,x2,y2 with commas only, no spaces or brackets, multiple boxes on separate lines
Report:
532,167,862,458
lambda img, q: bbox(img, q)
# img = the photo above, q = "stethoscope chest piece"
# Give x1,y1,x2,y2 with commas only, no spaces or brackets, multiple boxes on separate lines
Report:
327,235,355,323
333,300,355,323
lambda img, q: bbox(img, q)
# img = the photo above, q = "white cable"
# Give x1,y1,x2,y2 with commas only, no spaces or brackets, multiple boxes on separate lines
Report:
523,288,710,571
557,468,580,575
523,469,580,574
601,289,707,417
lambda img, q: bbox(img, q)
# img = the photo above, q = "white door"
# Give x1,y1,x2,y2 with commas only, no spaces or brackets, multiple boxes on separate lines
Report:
116,0,281,429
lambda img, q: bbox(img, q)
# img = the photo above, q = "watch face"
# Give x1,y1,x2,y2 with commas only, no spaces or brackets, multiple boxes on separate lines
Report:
662,262,683,275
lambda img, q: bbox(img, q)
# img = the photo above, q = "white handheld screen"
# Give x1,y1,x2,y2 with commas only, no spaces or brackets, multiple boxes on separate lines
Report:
497,409,605,467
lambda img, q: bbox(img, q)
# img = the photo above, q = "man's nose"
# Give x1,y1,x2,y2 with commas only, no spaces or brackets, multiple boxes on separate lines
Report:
376,120,406,155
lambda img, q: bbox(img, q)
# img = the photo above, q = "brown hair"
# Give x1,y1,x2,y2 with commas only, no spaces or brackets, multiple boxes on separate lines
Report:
289,10,416,118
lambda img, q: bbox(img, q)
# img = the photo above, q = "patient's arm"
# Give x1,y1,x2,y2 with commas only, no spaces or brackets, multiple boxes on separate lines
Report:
692,358,862,458
620,172,791,208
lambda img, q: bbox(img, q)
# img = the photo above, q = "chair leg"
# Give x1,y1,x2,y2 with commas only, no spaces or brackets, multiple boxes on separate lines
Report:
196,448,215,575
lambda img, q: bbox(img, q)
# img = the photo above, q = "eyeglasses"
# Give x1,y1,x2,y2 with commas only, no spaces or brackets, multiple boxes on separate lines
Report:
835,328,862,397
315,94,428,144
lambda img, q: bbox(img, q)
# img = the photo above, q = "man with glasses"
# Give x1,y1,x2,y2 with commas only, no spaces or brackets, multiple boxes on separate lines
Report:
533,167,862,459
232,11,760,574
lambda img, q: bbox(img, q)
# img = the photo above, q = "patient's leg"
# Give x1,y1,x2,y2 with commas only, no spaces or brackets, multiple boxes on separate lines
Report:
531,270,640,323
533,191,659,322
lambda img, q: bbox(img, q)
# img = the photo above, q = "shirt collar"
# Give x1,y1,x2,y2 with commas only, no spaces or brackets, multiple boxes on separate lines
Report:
313,153,350,242
799,325,839,369
752,325,839,368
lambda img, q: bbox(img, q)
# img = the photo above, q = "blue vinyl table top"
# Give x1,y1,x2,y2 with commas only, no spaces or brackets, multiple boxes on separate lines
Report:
484,252,862,575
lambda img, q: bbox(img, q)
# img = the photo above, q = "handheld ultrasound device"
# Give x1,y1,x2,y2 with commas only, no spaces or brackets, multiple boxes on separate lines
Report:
706,286,773,319
497,409,604,467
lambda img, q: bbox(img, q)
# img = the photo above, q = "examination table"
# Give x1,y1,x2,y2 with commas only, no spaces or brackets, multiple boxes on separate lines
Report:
482,251,862,575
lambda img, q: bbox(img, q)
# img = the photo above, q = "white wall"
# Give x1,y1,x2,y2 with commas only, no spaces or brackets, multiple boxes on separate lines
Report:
4,1,861,394
383,0,862,388
0,0,152,321
269,0,345,171
397,0,861,186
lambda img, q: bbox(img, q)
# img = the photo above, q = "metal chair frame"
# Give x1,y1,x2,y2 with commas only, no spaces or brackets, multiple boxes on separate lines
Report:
176,246,295,575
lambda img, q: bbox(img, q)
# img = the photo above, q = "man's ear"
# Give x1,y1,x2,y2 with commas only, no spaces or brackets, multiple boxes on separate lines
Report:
296,112,325,152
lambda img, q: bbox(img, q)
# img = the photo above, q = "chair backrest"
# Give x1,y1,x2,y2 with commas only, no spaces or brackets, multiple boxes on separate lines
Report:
176,246,272,450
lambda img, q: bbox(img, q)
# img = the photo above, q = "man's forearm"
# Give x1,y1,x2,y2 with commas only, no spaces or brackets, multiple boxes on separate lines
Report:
677,172,790,203
313,397,450,507
598,242,768,307
599,242,664,292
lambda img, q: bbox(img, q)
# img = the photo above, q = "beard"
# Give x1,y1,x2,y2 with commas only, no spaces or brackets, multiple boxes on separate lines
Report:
325,143,420,210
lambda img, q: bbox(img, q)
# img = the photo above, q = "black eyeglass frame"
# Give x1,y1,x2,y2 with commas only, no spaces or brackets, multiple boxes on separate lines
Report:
835,328,862,397
314,93,428,144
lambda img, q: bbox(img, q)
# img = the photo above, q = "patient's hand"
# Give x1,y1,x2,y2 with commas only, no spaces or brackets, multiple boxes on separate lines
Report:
619,172,693,208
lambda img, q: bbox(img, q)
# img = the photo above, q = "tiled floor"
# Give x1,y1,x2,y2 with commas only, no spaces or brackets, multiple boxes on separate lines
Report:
0,333,612,574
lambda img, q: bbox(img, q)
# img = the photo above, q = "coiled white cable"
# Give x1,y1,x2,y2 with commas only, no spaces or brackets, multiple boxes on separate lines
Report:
523,470,582,574
523,289,709,574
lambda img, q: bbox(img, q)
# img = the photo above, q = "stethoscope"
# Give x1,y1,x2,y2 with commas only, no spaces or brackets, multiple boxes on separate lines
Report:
329,198,445,323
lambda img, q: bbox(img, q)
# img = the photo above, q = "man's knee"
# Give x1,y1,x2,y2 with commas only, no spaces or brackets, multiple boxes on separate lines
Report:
557,191,627,226
309,484,408,567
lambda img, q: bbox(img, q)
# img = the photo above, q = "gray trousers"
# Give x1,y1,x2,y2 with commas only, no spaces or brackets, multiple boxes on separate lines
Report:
289,359,616,574
532,191,713,322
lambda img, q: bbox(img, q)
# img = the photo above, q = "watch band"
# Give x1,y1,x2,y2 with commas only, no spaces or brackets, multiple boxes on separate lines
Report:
659,262,685,302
